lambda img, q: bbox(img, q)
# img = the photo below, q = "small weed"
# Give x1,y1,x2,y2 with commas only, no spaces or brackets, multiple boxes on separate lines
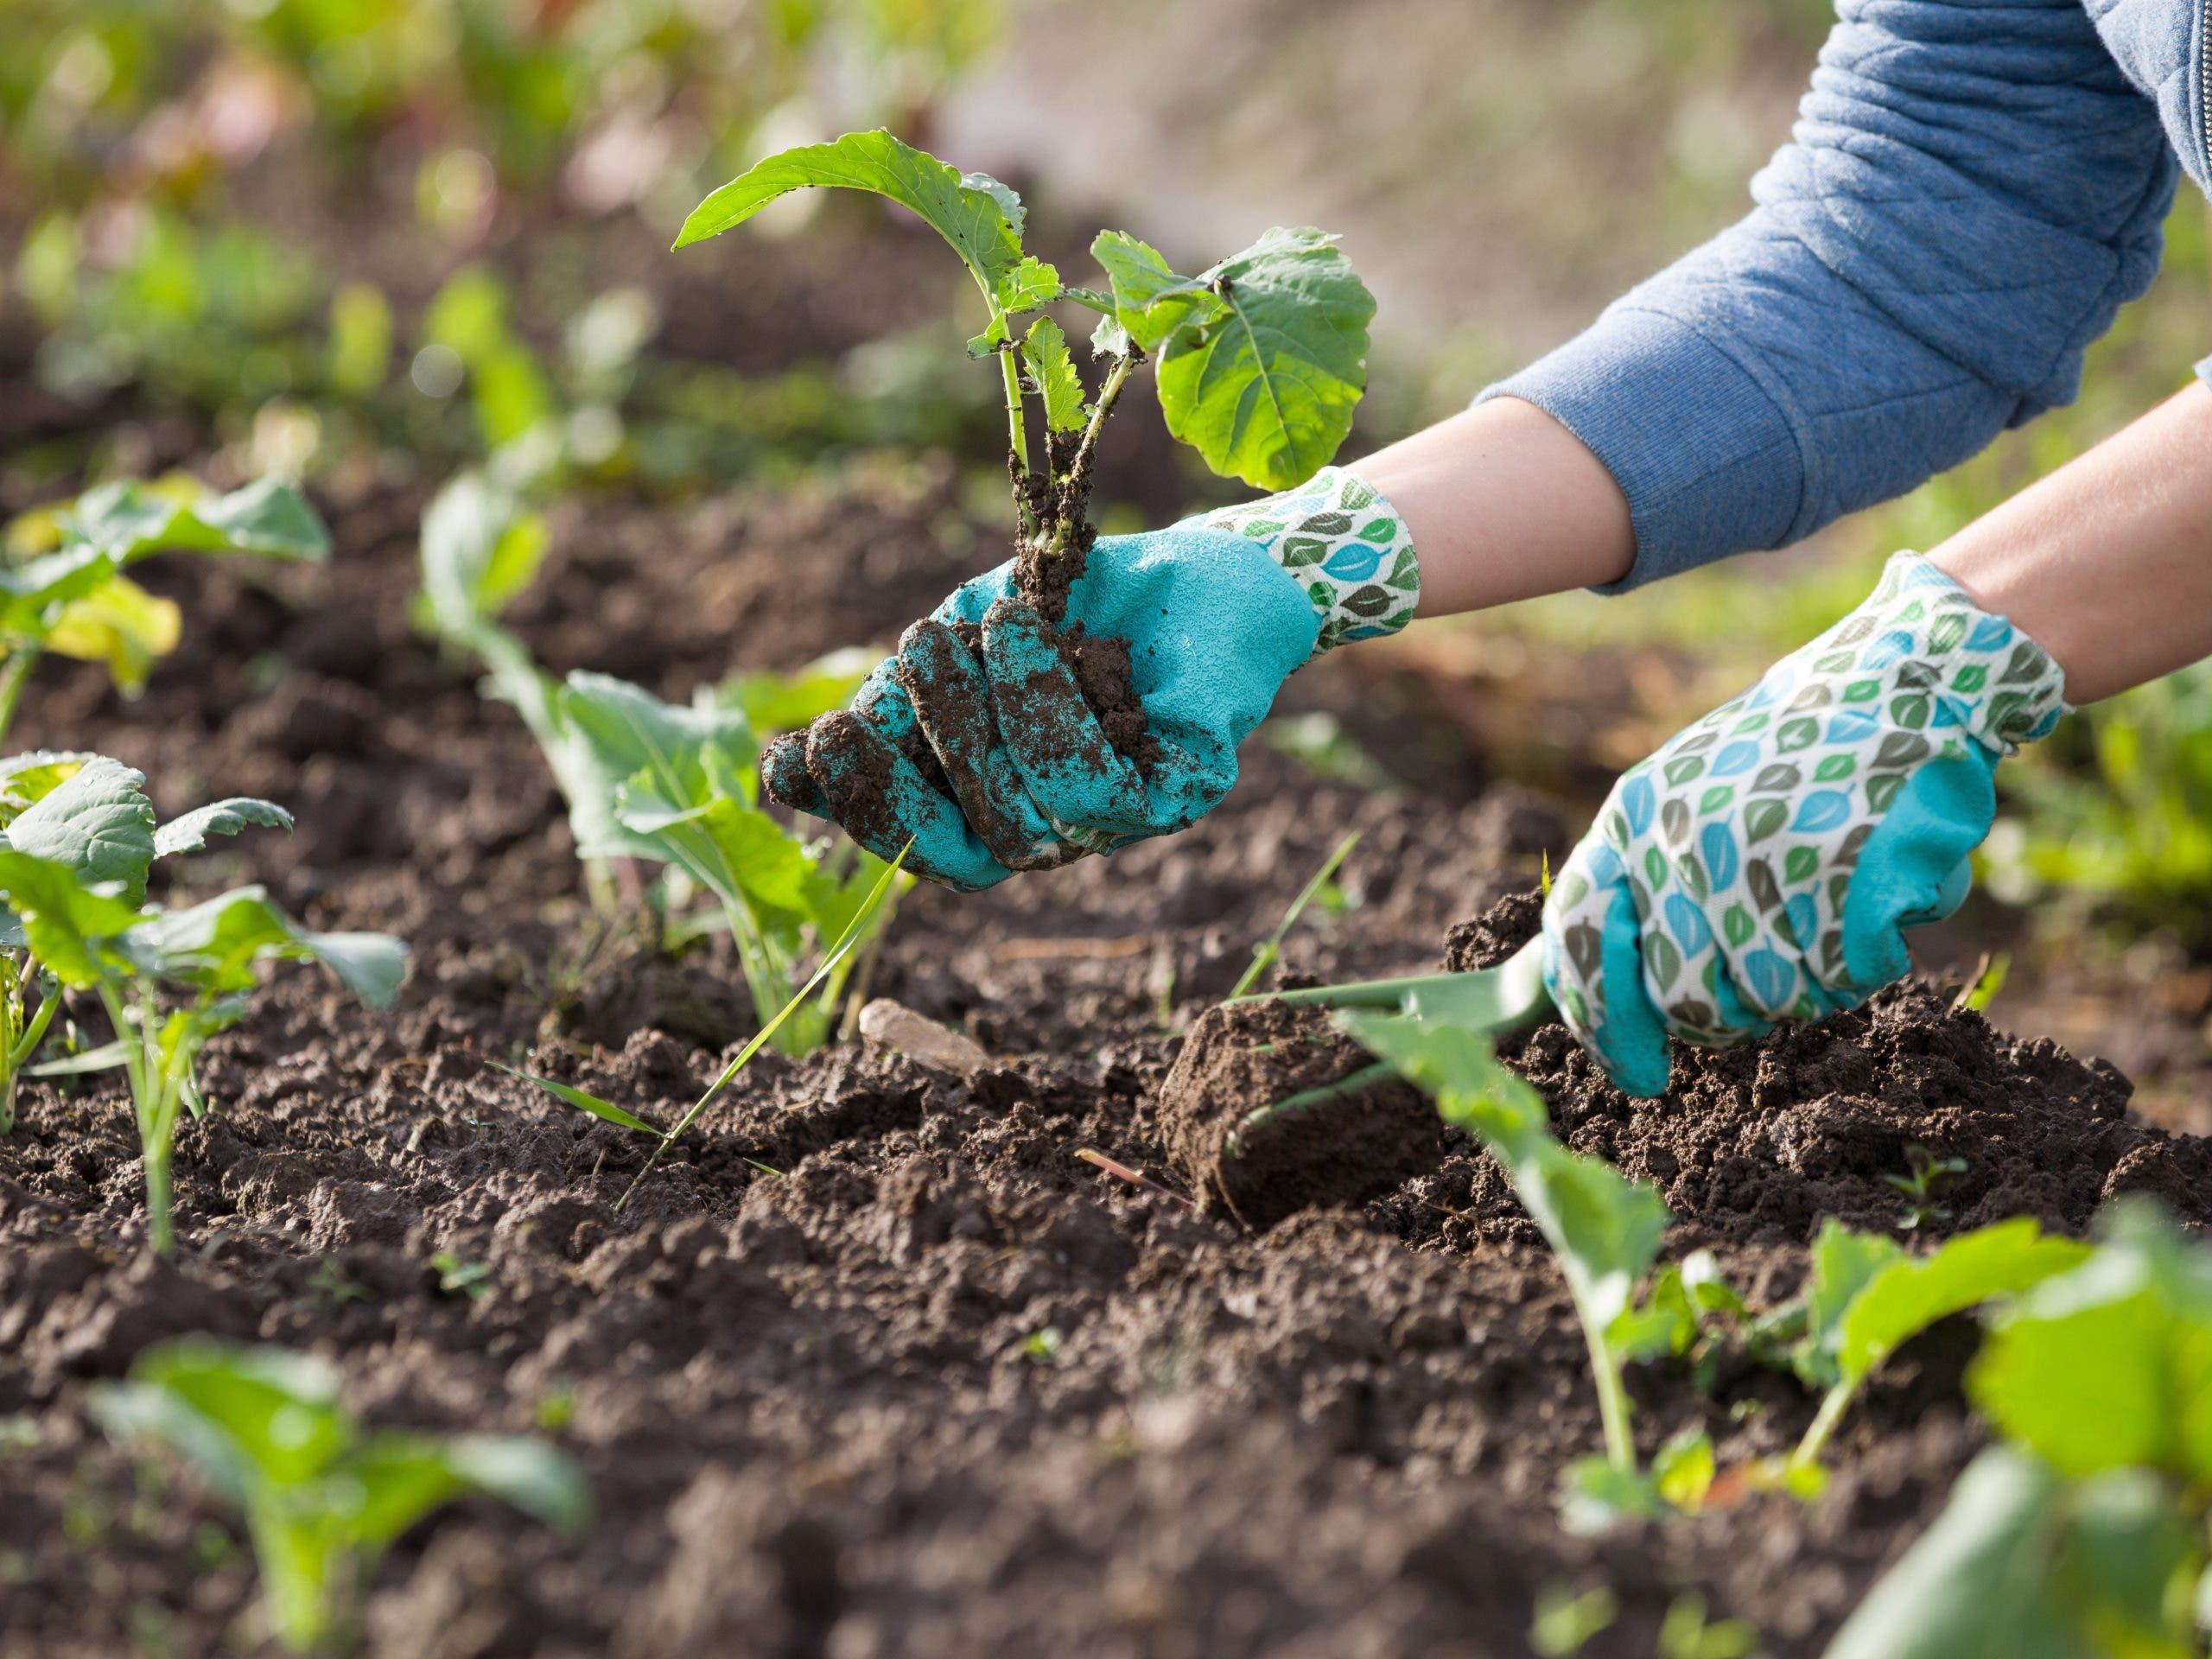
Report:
1227,830,1363,1001
303,1261,368,1308
1529,1582,1619,1656
1657,1593,1762,1659
1021,1327,1065,1364
1883,1144,1968,1232
430,1251,493,1301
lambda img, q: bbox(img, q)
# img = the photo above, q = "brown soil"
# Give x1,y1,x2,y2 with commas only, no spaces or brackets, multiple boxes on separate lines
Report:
3,426,2208,1659
1160,998,1442,1230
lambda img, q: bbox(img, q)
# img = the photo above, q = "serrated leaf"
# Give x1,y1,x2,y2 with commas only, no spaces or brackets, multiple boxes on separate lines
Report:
676,130,1027,301
1837,1218,2091,1389
155,798,295,860
2,755,156,900
993,254,1060,315
1020,316,1087,433
1091,231,1220,352
46,575,182,694
1154,226,1373,490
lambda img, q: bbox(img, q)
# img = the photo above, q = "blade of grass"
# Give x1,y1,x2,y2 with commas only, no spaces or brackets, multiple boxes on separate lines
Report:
615,842,910,1211
491,1063,661,1135
1226,830,1360,1001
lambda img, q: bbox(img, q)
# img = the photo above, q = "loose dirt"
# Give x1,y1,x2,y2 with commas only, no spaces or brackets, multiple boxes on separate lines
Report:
3,425,2206,1659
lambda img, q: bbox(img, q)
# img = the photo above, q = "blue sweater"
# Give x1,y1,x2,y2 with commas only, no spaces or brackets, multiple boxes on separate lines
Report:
1484,0,2209,589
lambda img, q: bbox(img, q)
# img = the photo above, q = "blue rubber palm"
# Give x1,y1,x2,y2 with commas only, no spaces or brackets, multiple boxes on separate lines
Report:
1541,554,2069,1097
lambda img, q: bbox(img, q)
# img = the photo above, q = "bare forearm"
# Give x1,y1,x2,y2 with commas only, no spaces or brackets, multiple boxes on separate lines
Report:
1931,382,2212,707
1357,398,1634,615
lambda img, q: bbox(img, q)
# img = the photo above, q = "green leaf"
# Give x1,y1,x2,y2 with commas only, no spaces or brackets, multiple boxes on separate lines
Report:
1824,1448,2197,1659
1091,231,1221,351
0,545,117,638
44,575,181,694
0,755,156,900
551,671,759,864
1652,1427,1716,1512
1837,1218,2091,1389
490,1062,660,1135
1797,1218,1905,1388
1341,1011,1666,1329
435,1434,592,1535
0,849,145,986
676,131,1027,302
62,478,329,565
1020,316,1087,433
993,254,1061,315
155,798,294,860
1153,226,1374,490
118,886,407,1007
416,472,548,637
723,647,871,735
92,1338,349,1497
1971,1201,2212,1483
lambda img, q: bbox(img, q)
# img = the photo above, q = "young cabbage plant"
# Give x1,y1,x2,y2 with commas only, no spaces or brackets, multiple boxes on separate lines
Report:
0,761,405,1253
1786,1215,2088,1477
415,471,905,1052
92,1338,588,1656
0,752,296,1135
1339,1008,1692,1529
1,476,329,745
1826,1201,2212,1659
676,129,1374,561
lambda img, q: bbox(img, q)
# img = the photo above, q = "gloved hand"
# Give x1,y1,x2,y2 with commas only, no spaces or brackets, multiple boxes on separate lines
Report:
1542,552,2069,1097
762,467,1421,889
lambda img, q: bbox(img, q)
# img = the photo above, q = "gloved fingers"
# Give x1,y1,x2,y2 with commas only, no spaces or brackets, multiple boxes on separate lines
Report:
978,596,1154,836
803,709,1011,892
760,730,828,817
896,619,1078,874
1839,747,1998,990
1541,835,1673,1098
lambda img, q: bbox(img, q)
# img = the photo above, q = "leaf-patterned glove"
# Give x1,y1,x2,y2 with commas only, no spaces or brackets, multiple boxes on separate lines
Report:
1542,552,2069,1098
760,467,1420,889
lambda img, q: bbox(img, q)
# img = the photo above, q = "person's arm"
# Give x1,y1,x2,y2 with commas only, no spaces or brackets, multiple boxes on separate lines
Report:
1465,0,2175,593
1933,381,2212,706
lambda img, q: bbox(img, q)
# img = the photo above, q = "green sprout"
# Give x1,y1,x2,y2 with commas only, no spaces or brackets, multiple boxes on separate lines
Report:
92,1338,588,1656
0,759,405,1253
1227,830,1363,1001
1883,1143,1969,1232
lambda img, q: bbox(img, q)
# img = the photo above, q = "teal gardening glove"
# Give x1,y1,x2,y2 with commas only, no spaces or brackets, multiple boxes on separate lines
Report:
763,467,1422,889
1542,552,2070,1098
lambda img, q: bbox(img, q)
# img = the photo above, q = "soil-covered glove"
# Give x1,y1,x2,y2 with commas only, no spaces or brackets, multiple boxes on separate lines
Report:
762,467,1421,889
1542,552,2069,1098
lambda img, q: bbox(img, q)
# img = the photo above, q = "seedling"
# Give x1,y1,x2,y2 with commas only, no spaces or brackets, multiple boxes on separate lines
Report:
681,130,1376,760
416,471,907,1054
0,476,329,748
1340,1009,1684,1525
1227,830,1363,1001
1785,1216,2086,1474
92,1338,588,1656
429,1250,493,1301
0,759,405,1253
1828,1202,2212,1658
497,842,907,1210
1882,1143,1968,1232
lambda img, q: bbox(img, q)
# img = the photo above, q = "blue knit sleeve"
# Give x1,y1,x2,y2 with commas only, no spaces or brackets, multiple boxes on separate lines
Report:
1484,0,2177,590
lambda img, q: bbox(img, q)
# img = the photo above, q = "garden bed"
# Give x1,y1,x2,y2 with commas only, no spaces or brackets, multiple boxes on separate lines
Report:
3,453,2208,1658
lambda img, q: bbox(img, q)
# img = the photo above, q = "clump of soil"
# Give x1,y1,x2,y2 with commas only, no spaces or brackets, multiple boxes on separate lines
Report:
1161,997,1442,1228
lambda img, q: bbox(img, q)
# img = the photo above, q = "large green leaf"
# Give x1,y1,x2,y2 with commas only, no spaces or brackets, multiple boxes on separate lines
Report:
1823,1449,2197,1659
1837,1218,2091,1389
0,848,145,985
118,885,407,1007
0,755,156,899
155,798,295,860
1797,1218,1905,1389
676,130,1027,302
551,671,759,863
1972,1202,2212,1483
1153,226,1373,490
63,478,328,564
95,1338,348,1494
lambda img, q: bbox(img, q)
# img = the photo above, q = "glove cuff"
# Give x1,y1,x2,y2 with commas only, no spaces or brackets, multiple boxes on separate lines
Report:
1201,466,1420,653
1848,552,2071,753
